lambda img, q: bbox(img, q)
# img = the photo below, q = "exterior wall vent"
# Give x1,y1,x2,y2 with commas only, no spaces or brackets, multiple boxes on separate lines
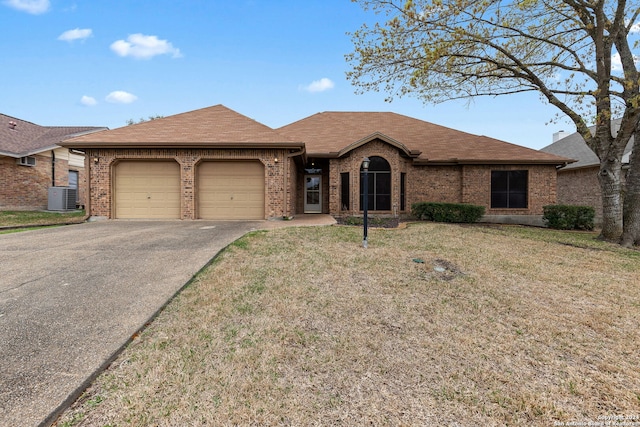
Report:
17,156,36,166
48,187,77,211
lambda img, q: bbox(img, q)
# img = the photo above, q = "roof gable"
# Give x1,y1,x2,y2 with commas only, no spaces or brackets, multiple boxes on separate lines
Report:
62,105,302,148
0,114,105,157
278,111,572,165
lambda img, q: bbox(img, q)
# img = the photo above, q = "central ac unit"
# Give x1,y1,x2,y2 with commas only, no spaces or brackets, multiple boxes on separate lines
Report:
48,187,77,211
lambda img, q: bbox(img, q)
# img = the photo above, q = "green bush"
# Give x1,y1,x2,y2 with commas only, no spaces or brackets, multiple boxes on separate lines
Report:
543,205,595,230
411,202,485,223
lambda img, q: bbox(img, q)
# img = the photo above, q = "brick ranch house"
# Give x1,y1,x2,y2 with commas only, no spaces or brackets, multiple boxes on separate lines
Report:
541,122,633,225
61,104,573,223
0,114,106,210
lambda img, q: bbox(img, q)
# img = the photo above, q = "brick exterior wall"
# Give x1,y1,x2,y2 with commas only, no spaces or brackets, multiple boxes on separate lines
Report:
80,141,559,220
0,152,82,210
329,140,406,215
462,164,557,215
320,139,558,217
555,166,629,225
84,148,288,219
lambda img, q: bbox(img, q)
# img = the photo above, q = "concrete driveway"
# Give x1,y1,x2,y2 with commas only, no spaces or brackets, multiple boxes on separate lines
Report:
0,219,270,427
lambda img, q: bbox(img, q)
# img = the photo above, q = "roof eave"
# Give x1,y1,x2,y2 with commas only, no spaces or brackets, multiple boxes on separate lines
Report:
307,152,340,159
413,158,575,166
0,144,62,158
60,141,306,150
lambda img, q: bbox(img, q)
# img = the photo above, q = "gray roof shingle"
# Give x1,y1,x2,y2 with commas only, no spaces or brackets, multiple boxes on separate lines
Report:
541,120,633,170
0,113,106,157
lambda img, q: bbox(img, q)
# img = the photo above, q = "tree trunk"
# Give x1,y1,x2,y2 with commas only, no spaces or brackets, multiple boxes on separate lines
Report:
598,158,624,241
621,138,640,247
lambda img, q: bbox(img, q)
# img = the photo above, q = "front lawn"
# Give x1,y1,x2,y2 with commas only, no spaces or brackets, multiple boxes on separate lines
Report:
54,223,640,426
0,210,85,227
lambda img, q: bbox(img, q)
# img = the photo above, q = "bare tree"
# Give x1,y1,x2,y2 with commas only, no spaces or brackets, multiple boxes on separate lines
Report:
347,0,640,245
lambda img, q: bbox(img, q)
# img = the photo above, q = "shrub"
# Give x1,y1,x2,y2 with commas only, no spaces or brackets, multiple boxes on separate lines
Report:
411,202,485,223
543,205,595,230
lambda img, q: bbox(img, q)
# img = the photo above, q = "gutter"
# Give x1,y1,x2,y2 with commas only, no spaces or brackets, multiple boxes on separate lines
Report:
59,141,306,150
51,150,56,187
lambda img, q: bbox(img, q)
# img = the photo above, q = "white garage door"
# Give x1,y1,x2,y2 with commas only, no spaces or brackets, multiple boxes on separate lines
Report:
197,161,265,220
114,161,181,219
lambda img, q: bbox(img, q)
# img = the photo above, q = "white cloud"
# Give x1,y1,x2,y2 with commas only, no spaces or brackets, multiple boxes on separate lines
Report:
110,34,182,59
80,95,97,106
3,0,50,14
58,28,92,42
105,91,138,104
611,52,640,71
301,77,335,93
631,21,640,34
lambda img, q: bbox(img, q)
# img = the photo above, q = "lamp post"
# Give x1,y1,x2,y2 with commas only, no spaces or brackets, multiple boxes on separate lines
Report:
362,157,370,248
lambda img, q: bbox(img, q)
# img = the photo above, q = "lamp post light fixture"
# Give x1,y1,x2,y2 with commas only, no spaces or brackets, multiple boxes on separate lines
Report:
362,157,370,248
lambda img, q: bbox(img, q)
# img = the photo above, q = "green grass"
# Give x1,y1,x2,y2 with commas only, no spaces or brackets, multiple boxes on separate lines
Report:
0,210,85,227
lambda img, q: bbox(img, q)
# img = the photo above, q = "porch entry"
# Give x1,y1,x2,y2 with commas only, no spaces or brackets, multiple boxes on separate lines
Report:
304,174,322,213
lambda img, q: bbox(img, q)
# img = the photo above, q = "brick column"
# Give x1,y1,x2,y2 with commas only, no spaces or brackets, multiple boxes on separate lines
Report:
180,157,197,220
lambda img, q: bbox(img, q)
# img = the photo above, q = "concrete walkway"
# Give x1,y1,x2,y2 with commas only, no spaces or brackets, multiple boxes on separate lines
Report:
0,215,335,427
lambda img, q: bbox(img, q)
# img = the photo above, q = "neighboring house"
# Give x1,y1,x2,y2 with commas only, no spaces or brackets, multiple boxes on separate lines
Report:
0,114,106,210
541,122,633,224
61,104,572,224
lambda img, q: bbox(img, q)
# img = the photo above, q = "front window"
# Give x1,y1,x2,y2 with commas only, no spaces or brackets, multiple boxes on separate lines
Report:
491,170,528,208
341,172,350,211
400,172,406,211
360,156,391,211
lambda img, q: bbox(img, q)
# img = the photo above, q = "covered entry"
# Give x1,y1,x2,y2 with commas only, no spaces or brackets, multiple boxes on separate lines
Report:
114,161,181,219
197,161,265,220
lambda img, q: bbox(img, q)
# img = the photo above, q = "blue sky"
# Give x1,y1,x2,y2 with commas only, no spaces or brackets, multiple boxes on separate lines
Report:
1,0,575,149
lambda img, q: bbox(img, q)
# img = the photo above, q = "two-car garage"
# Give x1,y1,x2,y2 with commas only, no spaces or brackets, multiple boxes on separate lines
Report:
61,105,303,220
113,160,265,220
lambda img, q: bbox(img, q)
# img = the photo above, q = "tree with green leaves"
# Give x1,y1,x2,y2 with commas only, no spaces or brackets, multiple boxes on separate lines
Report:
126,115,164,125
347,0,640,246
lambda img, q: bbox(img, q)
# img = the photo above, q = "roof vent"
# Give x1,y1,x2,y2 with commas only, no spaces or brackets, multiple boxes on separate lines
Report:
8,120,17,130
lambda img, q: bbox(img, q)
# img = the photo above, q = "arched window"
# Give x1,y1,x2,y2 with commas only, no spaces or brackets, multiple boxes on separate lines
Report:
360,156,391,211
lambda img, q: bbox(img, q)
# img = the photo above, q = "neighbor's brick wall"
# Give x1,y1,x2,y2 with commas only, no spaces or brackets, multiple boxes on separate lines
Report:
555,166,626,224
0,153,74,210
462,164,557,215
76,167,87,208
84,148,288,219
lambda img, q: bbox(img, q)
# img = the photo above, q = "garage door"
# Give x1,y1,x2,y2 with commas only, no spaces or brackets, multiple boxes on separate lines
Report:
114,161,181,219
198,161,264,220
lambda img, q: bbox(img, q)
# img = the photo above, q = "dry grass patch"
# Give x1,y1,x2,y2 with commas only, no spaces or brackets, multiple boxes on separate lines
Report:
54,223,640,426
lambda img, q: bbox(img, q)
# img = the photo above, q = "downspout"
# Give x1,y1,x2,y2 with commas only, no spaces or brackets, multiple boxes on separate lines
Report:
284,148,305,218
51,150,56,187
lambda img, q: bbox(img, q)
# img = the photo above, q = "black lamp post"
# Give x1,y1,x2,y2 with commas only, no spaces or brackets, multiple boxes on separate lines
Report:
362,157,370,248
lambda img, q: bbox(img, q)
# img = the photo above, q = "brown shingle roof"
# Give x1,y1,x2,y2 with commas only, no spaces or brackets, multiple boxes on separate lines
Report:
0,113,105,157
61,105,302,148
278,111,573,165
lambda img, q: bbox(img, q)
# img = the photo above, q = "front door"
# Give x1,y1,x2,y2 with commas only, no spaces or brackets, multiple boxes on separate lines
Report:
304,175,322,213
